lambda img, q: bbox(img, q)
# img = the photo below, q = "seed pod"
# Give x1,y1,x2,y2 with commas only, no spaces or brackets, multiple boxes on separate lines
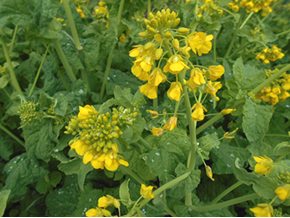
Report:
172,39,180,50
164,32,172,38
178,27,190,34
172,18,181,27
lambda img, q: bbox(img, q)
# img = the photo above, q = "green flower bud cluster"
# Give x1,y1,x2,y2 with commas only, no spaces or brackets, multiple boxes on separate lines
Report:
274,208,283,217
139,8,180,39
64,115,80,135
277,171,290,183
18,101,41,123
112,106,139,127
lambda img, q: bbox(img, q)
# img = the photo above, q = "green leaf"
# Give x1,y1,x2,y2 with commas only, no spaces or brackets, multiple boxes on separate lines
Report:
53,94,68,116
197,132,220,161
233,57,245,88
98,98,115,114
133,89,146,107
2,153,48,200
167,163,201,198
0,75,9,89
119,179,134,208
82,38,100,71
36,177,51,194
212,142,251,174
0,190,10,217
130,115,146,143
0,133,14,161
274,141,290,156
114,86,133,108
242,98,273,142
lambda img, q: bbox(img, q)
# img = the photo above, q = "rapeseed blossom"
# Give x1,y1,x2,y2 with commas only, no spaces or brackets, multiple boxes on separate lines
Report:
275,184,290,200
140,184,155,199
253,156,274,175
250,203,273,217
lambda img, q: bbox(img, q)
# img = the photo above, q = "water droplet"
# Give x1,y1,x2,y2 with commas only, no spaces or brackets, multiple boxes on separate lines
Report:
184,115,187,118
79,89,84,94
113,74,117,77
151,159,155,162
155,152,160,156
66,43,70,46
198,148,203,152
227,164,231,167
216,146,220,149
142,209,146,215
58,190,64,194
166,142,171,145
230,153,235,158
88,198,92,202
197,142,200,146
142,156,148,161
13,161,16,164
184,141,187,144
34,165,38,168
83,207,88,212
209,99,213,102
9,166,13,170
141,106,145,108
159,194,163,198
164,169,168,172
286,105,290,108
54,149,59,153
107,77,110,80
254,113,257,116
126,82,129,84
73,107,77,111
168,104,171,107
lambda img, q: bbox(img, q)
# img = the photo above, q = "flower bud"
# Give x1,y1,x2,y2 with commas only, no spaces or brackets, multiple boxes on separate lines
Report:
172,39,180,50
164,32,172,38
155,48,163,60
144,19,151,26
206,166,215,181
151,18,158,28
172,18,180,27
144,42,155,50
149,12,154,19
178,27,190,34
139,31,148,38
148,27,157,34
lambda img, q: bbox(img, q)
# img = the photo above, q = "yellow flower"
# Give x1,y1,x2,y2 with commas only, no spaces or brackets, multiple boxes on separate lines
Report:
131,62,149,81
135,55,154,72
206,65,225,81
191,102,207,121
204,81,222,99
98,195,120,208
99,1,106,7
86,207,111,217
119,33,126,44
163,55,190,75
140,184,154,199
100,153,129,171
78,105,95,120
275,184,290,200
129,45,144,58
205,166,214,181
77,8,85,18
70,140,89,156
188,68,206,87
163,116,178,131
167,82,183,101
179,46,191,57
221,108,236,115
148,68,166,86
146,110,159,119
140,83,158,99
187,32,213,56
249,203,273,217
253,156,274,175
152,127,164,136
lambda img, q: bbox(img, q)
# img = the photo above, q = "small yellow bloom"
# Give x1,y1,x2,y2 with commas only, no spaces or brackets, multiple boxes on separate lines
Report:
134,55,154,72
167,82,183,101
129,45,144,58
205,166,214,181
131,62,149,81
204,81,222,99
86,207,111,217
99,1,106,7
140,184,154,199
154,48,163,60
221,108,236,115
77,8,85,18
146,110,159,119
275,184,290,200
148,68,166,86
249,203,273,217
188,68,206,87
253,156,274,175
206,65,225,81
187,32,213,56
140,83,158,99
97,153,129,171
152,127,164,136
70,140,88,156
163,55,190,74
98,195,120,208
191,102,207,121
119,33,126,44
78,105,95,120
163,116,178,131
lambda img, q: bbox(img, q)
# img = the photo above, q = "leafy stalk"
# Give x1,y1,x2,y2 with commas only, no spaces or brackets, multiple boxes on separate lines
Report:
9,25,18,53
120,166,144,184
52,39,77,83
62,0,82,50
1,37,23,96
0,124,24,146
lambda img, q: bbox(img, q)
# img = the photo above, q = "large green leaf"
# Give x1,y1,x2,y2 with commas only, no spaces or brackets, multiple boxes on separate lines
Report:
0,190,10,216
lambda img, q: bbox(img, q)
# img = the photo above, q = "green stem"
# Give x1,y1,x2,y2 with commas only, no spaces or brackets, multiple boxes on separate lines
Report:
228,42,251,59
9,25,18,53
57,70,71,92
0,124,24,146
239,11,253,29
100,0,125,99
213,37,217,62
52,39,77,83
196,113,223,135
1,37,23,96
265,134,289,137
62,0,82,50
81,69,90,92
147,0,151,19
251,63,290,94
276,153,289,162
119,165,143,184
283,120,290,129
163,205,178,217
210,181,243,205
224,10,245,59
276,29,290,37
153,98,158,111
29,44,50,97
191,193,259,212
138,137,152,150
3,88,11,100
261,0,284,22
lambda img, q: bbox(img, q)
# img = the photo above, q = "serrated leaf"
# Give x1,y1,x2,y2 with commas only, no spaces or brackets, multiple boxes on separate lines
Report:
0,133,14,161
0,190,10,217
82,38,100,71
114,86,133,108
53,94,68,116
119,179,134,208
233,57,245,88
0,75,9,89
2,153,48,200
197,132,220,160
274,141,290,156
242,99,273,142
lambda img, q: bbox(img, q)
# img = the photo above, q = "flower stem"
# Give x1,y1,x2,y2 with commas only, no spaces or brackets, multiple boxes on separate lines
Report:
213,36,217,62
119,165,143,184
261,0,284,22
57,70,71,92
239,11,253,29
1,37,23,96
251,63,290,94
228,41,251,59
191,193,259,212
52,39,77,83
62,0,82,50
196,113,223,134
210,181,243,205
9,25,18,53
147,0,151,19
138,137,152,150
265,134,289,137
274,163,290,171
276,29,290,37
153,98,158,111
29,44,50,97
81,69,90,92
0,124,24,146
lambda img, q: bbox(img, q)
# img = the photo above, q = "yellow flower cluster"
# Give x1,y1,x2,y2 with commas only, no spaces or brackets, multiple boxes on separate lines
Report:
228,0,277,14
86,195,120,217
255,70,290,105
194,0,223,18
256,45,284,64
65,105,139,171
92,1,109,27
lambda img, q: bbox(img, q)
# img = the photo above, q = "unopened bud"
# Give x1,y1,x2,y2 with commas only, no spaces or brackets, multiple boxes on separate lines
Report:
172,18,180,27
165,20,173,27
144,42,155,50
139,31,148,38
206,166,214,181
155,48,163,60
144,19,151,26
164,32,172,38
148,27,157,34
178,27,190,34
151,19,158,28
172,39,180,50
149,12,154,19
